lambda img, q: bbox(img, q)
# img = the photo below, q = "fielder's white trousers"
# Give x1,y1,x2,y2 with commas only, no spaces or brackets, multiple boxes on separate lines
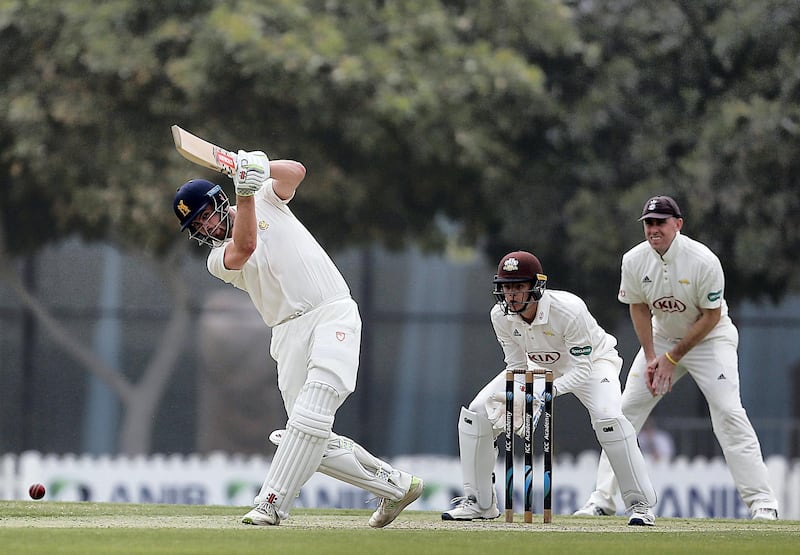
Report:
588,332,778,513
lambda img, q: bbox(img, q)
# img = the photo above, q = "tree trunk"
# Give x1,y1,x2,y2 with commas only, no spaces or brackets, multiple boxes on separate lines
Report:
0,239,191,455
117,249,192,454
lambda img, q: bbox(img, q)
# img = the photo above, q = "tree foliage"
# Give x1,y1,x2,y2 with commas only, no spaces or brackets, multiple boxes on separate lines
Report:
559,0,800,314
4,0,798,306
1,0,578,253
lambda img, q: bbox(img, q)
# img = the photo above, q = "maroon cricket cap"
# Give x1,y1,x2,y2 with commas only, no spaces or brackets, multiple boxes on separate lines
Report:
638,195,683,221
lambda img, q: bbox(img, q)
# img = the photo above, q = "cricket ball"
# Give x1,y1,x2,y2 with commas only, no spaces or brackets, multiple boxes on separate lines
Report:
28,483,46,500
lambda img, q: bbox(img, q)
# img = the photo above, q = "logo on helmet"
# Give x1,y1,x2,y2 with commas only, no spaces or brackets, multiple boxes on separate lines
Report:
176,200,191,217
503,257,520,272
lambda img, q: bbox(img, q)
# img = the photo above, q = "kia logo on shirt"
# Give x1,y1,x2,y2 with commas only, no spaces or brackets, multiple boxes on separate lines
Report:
653,296,686,312
528,352,561,364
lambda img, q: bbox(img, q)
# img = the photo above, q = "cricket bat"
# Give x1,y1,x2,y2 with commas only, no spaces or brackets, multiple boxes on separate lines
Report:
171,125,237,176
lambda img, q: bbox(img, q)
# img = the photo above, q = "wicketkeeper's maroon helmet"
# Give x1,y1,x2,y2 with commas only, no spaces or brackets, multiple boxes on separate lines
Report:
493,251,548,312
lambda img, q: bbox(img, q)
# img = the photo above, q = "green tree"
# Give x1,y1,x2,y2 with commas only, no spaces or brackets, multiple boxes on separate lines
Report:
0,0,579,452
556,0,800,317
1,0,207,454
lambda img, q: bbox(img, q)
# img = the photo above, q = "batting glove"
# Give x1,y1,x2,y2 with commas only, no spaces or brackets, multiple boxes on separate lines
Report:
233,150,270,196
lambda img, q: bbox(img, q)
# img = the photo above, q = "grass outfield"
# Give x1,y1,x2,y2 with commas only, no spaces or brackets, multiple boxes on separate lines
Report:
1,501,798,555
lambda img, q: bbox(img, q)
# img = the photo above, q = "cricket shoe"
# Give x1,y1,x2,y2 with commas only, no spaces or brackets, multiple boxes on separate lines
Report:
752,507,778,521
627,502,655,526
573,501,614,516
242,501,281,526
368,476,424,528
441,495,501,521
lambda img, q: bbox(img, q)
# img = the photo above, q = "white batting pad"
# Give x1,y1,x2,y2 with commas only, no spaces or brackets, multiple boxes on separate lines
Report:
269,429,410,500
256,382,338,516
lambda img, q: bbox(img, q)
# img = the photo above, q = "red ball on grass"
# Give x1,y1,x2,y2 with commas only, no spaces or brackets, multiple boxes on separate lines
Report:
28,483,46,500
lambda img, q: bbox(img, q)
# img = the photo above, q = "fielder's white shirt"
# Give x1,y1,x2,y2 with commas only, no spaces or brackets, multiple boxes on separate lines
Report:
206,180,350,327
490,290,620,395
618,232,734,342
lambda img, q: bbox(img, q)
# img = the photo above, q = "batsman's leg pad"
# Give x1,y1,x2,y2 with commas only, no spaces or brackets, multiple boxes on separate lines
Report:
458,407,498,510
269,430,411,500
257,381,338,517
593,416,657,510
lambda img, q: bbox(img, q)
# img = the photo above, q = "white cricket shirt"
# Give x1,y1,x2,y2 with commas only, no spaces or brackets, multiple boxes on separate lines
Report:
618,232,734,342
491,289,620,395
206,180,350,327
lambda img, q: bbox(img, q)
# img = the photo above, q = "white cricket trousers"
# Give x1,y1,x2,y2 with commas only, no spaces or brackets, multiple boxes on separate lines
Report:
589,331,778,512
270,297,362,415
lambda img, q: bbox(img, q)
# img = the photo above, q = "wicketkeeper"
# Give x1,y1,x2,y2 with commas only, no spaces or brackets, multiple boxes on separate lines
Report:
442,251,657,525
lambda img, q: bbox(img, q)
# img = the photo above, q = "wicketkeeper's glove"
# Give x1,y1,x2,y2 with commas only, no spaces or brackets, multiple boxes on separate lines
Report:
485,385,544,438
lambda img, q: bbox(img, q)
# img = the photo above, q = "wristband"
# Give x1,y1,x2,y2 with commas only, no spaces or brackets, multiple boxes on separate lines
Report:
664,351,679,365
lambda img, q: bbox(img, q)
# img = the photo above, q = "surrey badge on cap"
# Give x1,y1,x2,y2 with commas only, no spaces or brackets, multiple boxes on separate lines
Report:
638,196,683,221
